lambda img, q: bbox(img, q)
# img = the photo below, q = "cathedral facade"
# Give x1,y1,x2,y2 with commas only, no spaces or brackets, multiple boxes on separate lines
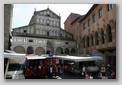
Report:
11,8,76,55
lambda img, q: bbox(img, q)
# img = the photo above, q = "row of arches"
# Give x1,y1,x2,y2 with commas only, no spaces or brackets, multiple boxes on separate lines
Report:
55,47,75,55
13,46,76,55
82,24,115,48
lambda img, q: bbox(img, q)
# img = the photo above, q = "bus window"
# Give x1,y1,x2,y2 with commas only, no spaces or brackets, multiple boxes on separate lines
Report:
8,63,24,71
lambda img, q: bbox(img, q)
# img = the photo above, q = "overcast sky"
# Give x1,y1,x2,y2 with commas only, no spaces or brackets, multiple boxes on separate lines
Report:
12,4,93,29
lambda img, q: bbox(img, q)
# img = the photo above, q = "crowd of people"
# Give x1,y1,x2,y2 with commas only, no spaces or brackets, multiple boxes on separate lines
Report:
98,63,116,79
81,64,116,79
24,59,63,79
24,59,116,79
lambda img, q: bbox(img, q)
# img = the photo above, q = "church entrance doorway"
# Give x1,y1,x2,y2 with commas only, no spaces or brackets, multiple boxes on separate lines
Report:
46,50,50,54
47,41,54,54
27,46,34,54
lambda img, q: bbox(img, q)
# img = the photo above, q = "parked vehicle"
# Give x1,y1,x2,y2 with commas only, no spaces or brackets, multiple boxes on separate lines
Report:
4,52,26,79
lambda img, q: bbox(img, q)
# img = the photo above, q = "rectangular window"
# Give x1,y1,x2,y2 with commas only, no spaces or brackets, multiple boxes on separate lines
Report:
99,8,103,18
83,23,86,29
29,39,33,42
14,37,16,42
23,38,25,43
88,19,90,26
24,30,27,33
47,23,49,26
65,42,68,44
46,14,50,17
93,14,96,23
108,4,113,11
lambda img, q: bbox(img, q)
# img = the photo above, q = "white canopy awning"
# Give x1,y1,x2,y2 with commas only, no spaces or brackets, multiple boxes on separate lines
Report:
4,52,25,58
26,56,46,60
4,52,26,64
55,55,103,62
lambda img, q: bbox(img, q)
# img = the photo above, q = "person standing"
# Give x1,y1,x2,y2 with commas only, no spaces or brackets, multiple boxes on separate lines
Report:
33,67,37,79
100,64,106,76
50,66,53,78
82,65,86,78
106,64,111,79
25,67,30,79
29,66,33,79
53,65,58,77
57,65,60,76
89,73,93,79
42,66,46,78
97,72,102,79
59,68,63,76
40,60,43,66
85,72,89,79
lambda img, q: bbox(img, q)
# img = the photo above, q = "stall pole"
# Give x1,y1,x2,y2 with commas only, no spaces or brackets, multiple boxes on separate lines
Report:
4,59,10,79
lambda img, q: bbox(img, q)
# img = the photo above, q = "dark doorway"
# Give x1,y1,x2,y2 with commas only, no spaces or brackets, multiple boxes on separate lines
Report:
46,50,50,54
27,46,34,54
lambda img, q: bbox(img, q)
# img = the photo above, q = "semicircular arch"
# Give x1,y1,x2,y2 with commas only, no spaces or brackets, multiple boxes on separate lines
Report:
71,48,75,55
65,48,69,55
27,46,34,54
35,47,45,55
14,46,25,53
55,47,63,55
